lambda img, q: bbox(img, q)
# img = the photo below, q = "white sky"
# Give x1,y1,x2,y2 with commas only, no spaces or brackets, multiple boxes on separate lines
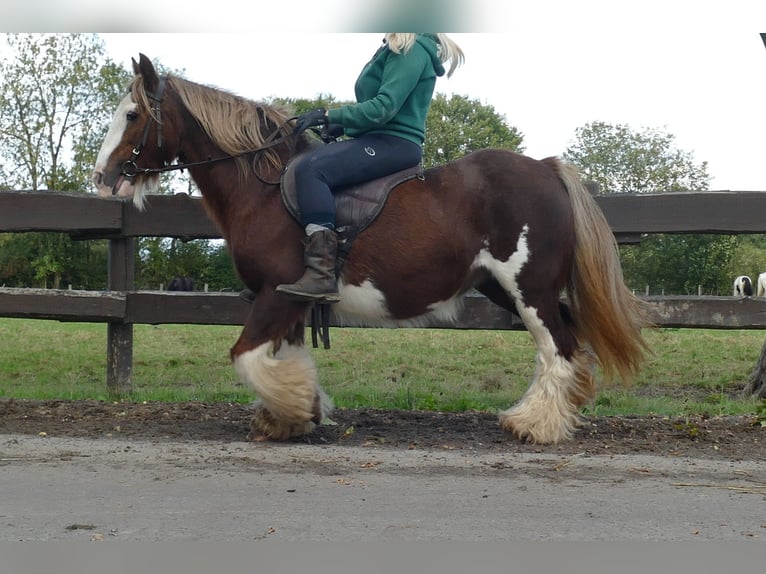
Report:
5,1,766,191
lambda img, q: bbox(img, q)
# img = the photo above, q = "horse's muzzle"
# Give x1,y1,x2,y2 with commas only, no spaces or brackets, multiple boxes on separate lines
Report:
92,170,124,197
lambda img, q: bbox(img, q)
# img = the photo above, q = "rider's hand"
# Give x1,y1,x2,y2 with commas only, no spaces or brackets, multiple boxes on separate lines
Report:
293,108,328,134
321,123,344,142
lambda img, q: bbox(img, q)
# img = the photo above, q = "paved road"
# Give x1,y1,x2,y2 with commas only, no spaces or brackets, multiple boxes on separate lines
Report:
1,434,764,541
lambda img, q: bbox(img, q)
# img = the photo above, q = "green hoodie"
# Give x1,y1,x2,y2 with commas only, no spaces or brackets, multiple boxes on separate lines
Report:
327,34,445,146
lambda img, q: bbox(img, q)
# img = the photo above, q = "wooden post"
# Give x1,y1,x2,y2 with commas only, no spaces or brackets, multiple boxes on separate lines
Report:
106,236,135,394
744,336,766,398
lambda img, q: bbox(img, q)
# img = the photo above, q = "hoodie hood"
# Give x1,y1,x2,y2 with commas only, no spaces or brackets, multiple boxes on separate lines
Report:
415,34,446,77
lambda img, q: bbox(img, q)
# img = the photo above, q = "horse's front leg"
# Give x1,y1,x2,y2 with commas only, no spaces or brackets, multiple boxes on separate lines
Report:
231,290,333,440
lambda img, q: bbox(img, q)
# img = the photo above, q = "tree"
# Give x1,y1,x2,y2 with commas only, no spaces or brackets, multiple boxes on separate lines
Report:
269,94,347,116
0,33,129,192
562,121,739,295
564,121,710,194
135,237,213,290
0,34,130,288
618,234,738,295
423,93,524,167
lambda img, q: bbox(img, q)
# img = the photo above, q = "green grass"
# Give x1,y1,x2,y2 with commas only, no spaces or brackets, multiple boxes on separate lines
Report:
0,318,761,417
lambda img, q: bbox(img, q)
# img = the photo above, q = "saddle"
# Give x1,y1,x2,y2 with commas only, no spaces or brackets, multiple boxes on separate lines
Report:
280,150,424,272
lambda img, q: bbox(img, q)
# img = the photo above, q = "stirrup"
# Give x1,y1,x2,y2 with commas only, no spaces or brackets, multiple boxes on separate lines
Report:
274,284,340,303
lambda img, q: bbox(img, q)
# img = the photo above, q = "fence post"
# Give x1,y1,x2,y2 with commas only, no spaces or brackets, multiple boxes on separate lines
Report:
106,237,135,394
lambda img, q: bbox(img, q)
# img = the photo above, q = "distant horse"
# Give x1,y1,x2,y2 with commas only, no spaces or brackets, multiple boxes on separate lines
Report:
168,276,195,291
91,54,650,444
733,275,753,297
757,273,766,297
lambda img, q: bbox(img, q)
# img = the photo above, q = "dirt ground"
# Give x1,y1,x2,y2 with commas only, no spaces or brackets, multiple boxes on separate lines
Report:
0,398,762,461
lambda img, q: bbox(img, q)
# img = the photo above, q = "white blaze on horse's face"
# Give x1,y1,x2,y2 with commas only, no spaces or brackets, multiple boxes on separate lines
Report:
93,94,136,198
92,93,157,210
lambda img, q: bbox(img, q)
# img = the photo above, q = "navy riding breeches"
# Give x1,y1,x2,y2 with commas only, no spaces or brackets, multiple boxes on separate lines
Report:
294,133,422,228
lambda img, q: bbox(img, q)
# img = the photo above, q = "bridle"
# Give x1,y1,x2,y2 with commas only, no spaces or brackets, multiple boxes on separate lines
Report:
120,76,167,180
119,75,299,186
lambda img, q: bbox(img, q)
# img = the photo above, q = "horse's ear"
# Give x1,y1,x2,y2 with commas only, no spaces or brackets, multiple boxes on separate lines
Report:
134,53,160,92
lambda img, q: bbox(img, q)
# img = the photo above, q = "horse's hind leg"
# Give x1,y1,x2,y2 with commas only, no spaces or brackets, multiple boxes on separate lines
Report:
231,291,333,440
498,289,596,444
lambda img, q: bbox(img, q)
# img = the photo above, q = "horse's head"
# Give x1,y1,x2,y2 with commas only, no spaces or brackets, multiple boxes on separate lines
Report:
94,54,311,212
92,54,172,210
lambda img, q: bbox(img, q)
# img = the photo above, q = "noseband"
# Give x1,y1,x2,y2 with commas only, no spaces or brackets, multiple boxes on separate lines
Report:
118,75,300,186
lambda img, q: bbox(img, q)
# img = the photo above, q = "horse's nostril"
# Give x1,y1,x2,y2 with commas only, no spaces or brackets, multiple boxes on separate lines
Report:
92,172,102,186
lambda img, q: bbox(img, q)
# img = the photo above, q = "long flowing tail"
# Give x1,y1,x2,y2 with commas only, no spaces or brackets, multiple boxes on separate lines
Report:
555,160,652,381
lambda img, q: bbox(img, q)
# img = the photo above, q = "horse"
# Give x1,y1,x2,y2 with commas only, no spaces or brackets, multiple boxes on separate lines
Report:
91,54,650,445
168,276,195,291
757,273,766,297
733,275,753,297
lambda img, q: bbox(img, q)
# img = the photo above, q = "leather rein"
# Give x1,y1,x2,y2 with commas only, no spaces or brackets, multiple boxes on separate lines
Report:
120,75,298,186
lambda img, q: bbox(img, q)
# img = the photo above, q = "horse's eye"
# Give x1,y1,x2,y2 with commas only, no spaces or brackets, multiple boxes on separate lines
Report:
126,111,139,121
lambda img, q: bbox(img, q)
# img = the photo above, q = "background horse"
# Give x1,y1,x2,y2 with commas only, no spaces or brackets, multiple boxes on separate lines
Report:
92,54,650,444
733,275,753,297
168,276,195,291
757,273,766,297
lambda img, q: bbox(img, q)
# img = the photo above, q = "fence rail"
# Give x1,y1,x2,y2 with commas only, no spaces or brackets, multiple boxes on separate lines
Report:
3,190,766,391
3,289,766,331
5,189,766,238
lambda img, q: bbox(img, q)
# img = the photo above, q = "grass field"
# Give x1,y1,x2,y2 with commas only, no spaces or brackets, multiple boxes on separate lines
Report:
0,317,762,417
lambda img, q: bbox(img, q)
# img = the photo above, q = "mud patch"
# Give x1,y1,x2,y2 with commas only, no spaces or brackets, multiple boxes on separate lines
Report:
0,399,762,461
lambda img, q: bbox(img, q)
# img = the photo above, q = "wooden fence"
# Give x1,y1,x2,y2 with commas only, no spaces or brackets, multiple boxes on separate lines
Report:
3,189,766,392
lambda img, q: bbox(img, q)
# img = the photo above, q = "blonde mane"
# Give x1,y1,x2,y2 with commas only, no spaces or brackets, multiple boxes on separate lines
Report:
130,74,295,177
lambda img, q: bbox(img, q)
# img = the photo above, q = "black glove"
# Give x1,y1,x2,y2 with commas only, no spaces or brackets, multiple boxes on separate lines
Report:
320,123,344,143
293,108,327,134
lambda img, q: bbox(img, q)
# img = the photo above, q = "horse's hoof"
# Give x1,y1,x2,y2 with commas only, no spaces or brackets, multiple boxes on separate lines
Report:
498,412,569,445
249,405,315,441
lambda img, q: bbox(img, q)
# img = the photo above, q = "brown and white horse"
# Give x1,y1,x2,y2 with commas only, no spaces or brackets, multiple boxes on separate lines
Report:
92,54,650,444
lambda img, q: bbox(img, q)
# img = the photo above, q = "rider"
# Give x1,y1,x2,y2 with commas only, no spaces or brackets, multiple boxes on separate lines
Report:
275,33,464,303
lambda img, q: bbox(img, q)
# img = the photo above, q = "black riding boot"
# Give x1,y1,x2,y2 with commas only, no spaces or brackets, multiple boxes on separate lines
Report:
239,288,256,303
275,229,340,303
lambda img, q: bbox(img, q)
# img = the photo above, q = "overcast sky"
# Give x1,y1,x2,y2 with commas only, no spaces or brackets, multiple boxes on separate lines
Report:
5,1,766,191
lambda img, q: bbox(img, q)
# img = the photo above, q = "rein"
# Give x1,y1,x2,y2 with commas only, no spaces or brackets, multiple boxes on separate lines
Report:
120,76,298,185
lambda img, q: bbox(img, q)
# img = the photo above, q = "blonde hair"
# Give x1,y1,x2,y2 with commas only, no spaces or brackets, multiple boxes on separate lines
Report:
384,33,464,78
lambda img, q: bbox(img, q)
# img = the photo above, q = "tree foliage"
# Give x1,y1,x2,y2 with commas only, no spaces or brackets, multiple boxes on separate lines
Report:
619,234,739,295
0,33,129,192
563,121,739,294
0,34,129,289
423,93,524,167
564,121,710,194
269,94,346,116
136,238,210,290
